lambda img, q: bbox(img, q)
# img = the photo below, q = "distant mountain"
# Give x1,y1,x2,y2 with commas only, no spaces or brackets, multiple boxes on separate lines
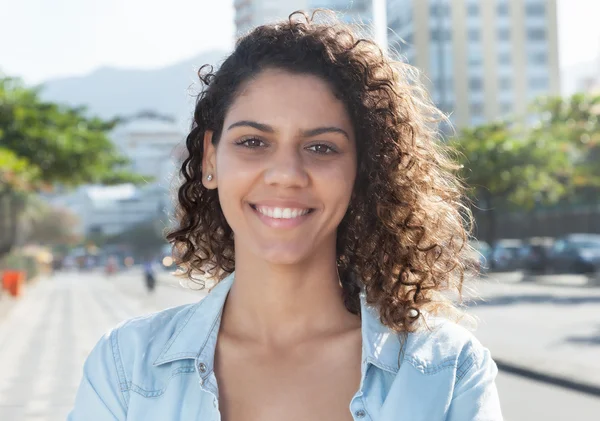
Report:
39,50,227,128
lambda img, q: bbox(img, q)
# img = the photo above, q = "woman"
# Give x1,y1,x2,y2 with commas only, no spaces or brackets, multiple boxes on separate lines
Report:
69,12,502,421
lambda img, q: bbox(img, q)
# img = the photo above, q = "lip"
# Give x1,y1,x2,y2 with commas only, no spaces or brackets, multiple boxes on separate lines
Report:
250,200,315,209
247,201,316,229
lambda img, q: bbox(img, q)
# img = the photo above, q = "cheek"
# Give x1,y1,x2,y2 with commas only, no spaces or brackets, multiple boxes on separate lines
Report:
313,159,357,203
215,151,258,210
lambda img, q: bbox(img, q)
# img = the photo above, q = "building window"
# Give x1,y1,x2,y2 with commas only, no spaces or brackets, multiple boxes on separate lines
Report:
530,76,549,90
471,102,484,116
497,27,510,41
431,29,451,42
527,28,546,42
469,77,483,91
469,50,482,66
497,2,510,16
500,102,512,114
498,52,512,65
431,3,449,17
467,2,479,16
468,28,480,42
529,51,547,65
438,101,455,114
525,2,545,16
499,77,512,91
435,78,454,94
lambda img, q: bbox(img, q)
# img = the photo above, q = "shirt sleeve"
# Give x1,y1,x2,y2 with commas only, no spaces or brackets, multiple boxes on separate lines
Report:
446,346,503,421
67,329,129,421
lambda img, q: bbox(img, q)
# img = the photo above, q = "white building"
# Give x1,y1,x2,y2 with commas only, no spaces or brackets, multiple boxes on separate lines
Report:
110,118,185,187
48,118,185,237
235,0,385,44
50,184,170,237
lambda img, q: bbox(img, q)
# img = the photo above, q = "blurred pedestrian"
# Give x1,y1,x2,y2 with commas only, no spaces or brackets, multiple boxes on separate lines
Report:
69,11,501,421
143,259,156,293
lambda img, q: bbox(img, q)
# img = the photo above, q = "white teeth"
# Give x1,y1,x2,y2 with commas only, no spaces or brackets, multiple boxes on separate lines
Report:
256,206,310,219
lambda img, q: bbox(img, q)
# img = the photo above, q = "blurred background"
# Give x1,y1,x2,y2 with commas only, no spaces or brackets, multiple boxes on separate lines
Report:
1,0,599,420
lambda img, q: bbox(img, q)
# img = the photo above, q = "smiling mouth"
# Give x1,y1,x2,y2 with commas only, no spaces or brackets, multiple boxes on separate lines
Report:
250,204,315,219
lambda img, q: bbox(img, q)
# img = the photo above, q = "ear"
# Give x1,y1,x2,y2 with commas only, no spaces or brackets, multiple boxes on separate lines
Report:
202,130,217,189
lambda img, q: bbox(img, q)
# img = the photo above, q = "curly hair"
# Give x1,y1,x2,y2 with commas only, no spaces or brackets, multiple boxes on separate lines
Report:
167,11,476,333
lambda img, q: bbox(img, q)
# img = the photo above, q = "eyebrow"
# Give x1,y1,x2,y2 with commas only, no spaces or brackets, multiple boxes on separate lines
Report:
227,120,350,140
227,120,274,133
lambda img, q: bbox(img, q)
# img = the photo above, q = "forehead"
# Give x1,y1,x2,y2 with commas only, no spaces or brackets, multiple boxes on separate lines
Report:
224,69,353,130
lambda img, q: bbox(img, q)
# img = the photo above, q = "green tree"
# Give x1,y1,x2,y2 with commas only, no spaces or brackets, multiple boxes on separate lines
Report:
451,122,573,243
530,94,600,203
27,205,81,246
0,76,144,258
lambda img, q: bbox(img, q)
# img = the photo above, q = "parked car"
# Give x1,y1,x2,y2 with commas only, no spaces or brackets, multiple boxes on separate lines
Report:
520,237,555,274
490,239,524,271
467,240,492,273
546,234,600,275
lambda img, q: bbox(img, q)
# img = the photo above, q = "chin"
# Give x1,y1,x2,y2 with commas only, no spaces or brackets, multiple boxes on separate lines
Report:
255,244,312,266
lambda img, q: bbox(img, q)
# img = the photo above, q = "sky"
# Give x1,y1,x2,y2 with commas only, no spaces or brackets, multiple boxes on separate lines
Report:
0,0,599,85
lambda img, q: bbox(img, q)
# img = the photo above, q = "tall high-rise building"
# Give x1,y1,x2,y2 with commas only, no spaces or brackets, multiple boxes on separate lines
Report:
235,0,382,42
234,0,306,36
387,0,560,127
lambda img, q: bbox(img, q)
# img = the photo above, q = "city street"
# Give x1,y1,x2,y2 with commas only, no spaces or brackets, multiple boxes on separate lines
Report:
0,270,599,420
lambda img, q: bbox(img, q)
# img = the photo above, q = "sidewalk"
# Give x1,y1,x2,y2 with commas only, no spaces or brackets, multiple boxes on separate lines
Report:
0,278,36,322
467,275,600,394
0,272,148,421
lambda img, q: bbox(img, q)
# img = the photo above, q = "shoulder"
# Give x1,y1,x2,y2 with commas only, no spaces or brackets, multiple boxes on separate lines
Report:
402,317,487,378
87,302,199,372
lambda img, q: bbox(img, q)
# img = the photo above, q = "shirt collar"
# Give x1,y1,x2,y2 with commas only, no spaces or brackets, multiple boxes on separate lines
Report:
154,272,402,374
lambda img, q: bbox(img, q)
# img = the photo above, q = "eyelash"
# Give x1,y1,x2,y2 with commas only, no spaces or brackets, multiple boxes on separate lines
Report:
235,137,338,155
235,137,265,148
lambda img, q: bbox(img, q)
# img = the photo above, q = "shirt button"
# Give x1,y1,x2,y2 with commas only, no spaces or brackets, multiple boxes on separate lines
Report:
198,362,207,373
355,409,366,418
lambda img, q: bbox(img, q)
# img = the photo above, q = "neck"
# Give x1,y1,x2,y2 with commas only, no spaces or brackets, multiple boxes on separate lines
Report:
220,247,360,346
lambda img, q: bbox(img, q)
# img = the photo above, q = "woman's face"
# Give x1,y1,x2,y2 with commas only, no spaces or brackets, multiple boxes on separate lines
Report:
204,69,357,265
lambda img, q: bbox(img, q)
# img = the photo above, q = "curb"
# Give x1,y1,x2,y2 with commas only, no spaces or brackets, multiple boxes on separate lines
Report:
495,358,600,397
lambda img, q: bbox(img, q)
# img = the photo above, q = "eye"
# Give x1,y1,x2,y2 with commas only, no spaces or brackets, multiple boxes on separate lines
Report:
236,137,265,148
307,144,337,155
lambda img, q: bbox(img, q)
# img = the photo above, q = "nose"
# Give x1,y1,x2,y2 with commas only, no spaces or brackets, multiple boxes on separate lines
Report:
263,146,309,188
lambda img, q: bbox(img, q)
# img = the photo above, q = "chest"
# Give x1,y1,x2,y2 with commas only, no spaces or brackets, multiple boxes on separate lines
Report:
214,340,362,421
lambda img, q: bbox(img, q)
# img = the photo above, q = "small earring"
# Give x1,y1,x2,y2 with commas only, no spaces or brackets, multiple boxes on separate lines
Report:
206,174,213,181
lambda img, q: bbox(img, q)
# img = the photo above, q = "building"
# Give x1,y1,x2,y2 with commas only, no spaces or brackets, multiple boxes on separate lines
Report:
110,118,185,187
387,0,560,127
47,118,185,237
49,184,169,237
234,0,382,42
235,0,306,36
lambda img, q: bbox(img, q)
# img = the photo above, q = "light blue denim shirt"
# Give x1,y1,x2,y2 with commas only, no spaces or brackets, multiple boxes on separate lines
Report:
68,273,503,420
